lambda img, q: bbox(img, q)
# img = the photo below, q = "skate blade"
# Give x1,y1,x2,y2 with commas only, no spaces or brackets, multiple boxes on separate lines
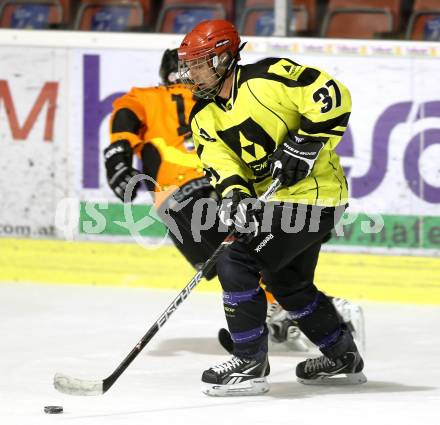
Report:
202,377,269,397
269,339,311,353
297,371,367,386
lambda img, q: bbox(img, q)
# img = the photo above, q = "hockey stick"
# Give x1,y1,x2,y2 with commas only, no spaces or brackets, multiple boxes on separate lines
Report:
53,178,282,396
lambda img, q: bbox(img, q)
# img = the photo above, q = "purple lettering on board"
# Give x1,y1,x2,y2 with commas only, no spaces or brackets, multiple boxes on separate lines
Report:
83,55,124,188
350,102,412,198
416,100,440,119
335,125,354,177
404,128,440,203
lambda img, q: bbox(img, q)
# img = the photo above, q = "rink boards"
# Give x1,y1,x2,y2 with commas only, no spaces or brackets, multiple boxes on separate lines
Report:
1,238,439,305
0,31,439,256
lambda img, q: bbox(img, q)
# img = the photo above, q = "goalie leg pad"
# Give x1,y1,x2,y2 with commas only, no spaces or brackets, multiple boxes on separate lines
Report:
331,297,366,354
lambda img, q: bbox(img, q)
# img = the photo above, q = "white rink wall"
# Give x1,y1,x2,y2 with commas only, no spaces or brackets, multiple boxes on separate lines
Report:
0,30,439,255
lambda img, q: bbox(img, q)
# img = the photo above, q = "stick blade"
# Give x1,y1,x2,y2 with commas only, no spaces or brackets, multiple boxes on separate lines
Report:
53,373,104,396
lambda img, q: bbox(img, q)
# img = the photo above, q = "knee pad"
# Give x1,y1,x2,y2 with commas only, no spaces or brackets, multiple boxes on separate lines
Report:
216,243,260,292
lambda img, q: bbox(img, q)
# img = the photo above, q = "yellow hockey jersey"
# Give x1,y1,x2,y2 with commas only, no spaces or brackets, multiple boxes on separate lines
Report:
189,58,351,206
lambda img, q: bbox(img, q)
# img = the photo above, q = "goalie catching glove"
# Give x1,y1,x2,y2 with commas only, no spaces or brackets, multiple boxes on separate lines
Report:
218,190,263,242
270,133,326,186
103,140,142,202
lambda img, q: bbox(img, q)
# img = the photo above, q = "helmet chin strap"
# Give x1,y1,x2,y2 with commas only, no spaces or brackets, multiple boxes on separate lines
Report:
212,72,228,98
211,42,247,99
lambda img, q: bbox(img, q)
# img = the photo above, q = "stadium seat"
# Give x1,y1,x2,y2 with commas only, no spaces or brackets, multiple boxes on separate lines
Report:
406,0,440,40
321,0,402,39
156,0,234,34
239,0,317,36
0,0,64,29
74,0,144,31
61,0,75,25
137,0,155,28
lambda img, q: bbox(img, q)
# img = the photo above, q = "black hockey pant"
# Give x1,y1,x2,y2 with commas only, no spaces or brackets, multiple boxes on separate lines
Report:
216,202,357,360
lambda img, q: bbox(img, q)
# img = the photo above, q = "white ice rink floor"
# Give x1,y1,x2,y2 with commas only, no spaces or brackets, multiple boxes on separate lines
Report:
1,283,440,425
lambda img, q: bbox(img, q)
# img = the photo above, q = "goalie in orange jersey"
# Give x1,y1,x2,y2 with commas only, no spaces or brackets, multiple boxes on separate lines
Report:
103,48,225,279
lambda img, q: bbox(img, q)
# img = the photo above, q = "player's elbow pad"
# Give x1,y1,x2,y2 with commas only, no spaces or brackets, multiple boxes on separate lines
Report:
112,108,142,134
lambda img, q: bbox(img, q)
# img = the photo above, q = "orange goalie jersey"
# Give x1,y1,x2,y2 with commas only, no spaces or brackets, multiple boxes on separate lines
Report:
110,83,204,207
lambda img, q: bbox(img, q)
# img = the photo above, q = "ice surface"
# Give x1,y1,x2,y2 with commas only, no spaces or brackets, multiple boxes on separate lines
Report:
0,283,439,425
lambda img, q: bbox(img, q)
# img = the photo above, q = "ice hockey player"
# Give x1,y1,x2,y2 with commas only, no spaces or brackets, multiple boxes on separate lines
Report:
178,19,367,396
103,47,365,375
103,48,224,279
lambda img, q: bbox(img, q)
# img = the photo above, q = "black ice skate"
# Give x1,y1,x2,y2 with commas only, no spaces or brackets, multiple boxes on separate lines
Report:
202,355,270,396
296,351,367,385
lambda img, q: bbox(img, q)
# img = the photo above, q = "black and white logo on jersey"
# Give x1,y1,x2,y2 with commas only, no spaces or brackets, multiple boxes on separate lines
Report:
199,128,217,142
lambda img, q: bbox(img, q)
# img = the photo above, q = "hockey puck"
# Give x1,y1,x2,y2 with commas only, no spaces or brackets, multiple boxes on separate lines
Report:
44,406,63,414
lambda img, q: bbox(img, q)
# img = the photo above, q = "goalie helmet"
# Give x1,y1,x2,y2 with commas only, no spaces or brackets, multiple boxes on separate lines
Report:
178,20,241,99
159,48,180,84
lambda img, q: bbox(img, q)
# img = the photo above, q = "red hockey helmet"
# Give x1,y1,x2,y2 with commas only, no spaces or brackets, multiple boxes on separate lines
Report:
178,20,242,99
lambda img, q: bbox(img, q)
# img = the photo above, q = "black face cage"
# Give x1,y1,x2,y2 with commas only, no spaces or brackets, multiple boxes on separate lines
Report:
178,50,232,99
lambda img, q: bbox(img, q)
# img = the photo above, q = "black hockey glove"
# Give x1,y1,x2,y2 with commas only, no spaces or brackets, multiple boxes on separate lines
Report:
103,140,142,202
218,190,263,242
270,133,325,186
